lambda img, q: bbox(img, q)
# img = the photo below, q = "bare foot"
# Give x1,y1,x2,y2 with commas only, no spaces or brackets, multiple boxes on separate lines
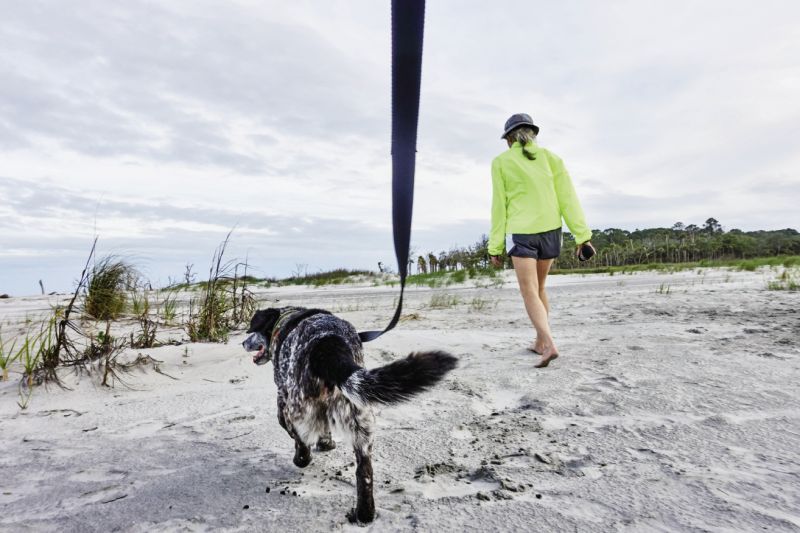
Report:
534,346,559,368
527,338,544,355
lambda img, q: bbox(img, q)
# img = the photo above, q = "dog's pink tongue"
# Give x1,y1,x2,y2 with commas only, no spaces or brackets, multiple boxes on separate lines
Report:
252,345,265,363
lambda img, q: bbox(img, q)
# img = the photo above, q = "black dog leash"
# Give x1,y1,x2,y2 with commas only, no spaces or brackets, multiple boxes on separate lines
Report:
359,0,425,343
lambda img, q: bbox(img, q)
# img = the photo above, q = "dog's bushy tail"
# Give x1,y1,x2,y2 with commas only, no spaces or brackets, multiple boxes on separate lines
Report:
341,351,458,406
309,337,457,407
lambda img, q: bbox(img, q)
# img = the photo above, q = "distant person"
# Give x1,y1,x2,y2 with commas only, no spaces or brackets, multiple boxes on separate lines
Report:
489,113,595,368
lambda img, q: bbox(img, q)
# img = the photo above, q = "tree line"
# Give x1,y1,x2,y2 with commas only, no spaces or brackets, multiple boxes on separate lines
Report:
412,218,800,273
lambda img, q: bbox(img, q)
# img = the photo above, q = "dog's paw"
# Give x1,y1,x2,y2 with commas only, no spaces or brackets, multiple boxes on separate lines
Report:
293,441,312,468
316,438,336,452
293,452,312,468
346,507,375,525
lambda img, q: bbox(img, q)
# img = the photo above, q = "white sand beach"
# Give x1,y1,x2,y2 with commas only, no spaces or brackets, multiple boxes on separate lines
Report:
1,268,798,532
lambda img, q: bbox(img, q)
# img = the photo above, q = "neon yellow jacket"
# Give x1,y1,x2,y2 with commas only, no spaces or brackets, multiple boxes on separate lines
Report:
489,141,592,255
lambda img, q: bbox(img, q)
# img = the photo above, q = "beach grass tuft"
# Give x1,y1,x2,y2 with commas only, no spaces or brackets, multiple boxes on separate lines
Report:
469,297,497,311
767,268,799,291
158,290,179,324
0,330,19,381
84,257,138,320
186,231,254,342
130,292,159,349
429,293,460,309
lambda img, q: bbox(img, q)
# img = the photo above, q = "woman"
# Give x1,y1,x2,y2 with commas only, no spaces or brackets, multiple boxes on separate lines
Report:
489,113,594,368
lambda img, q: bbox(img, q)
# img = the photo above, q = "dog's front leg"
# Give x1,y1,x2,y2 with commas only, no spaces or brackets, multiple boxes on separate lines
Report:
347,410,375,524
278,398,312,468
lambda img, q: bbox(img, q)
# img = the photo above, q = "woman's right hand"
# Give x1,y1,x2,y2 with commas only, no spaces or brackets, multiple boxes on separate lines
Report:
490,255,503,268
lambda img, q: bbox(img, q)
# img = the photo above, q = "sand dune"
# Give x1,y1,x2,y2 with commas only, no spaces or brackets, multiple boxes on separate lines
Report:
1,268,798,532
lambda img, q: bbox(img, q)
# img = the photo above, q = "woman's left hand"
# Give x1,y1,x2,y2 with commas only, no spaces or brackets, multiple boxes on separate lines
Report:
490,255,503,268
575,241,596,260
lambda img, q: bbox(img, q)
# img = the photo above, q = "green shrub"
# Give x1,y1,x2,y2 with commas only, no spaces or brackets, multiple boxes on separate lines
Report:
451,270,467,283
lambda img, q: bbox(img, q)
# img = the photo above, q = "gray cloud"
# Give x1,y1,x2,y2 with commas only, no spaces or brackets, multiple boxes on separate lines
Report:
1,1,387,173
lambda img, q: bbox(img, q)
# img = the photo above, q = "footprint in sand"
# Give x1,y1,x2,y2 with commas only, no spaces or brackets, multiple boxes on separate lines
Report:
68,468,128,483
594,375,631,390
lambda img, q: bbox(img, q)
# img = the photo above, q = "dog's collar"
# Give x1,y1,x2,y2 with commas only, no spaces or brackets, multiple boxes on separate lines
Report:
268,307,303,359
268,307,334,362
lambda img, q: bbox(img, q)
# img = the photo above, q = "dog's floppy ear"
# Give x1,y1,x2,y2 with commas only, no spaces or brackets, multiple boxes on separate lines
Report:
247,308,280,334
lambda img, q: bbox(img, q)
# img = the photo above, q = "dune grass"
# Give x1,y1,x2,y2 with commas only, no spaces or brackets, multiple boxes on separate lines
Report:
0,330,19,382
129,292,158,349
18,334,41,388
187,232,255,342
158,290,178,324
767,268,799,291
429,293,460,309
469,297,498,311
84,256,138,320
405,266,498,288
276,269,377,287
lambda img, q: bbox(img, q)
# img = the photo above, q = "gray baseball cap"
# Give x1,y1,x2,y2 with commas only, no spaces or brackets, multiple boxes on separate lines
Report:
501,113,540,138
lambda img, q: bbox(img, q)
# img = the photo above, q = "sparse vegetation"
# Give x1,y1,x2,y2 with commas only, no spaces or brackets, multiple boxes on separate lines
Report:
549,255,800,277
767,268,799,291
469,297,497,311
130,292,158,349
276,268,377,287
405,266,498,289
334,302,363,313
0,330,19,381
429,293,460,309
4,218,793,410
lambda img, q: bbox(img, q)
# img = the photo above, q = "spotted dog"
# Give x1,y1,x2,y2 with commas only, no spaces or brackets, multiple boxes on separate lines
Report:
242,307,457,524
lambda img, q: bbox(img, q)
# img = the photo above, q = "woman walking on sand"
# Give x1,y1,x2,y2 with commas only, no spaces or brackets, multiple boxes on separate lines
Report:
489,113,594,368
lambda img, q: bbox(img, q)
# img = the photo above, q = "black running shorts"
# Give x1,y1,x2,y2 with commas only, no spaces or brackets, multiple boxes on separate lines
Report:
508,228,563,259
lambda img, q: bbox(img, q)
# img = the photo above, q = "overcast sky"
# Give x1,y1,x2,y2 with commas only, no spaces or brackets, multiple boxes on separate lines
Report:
2,0,799,295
